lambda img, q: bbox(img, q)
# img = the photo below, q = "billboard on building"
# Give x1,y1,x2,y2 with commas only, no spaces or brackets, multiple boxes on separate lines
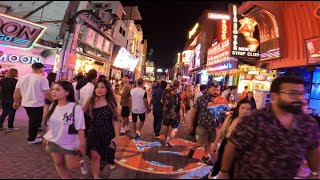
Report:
306,36,320,64
229,4,260,59
194,44,201,68
113,47,139,72
182,50,194,65
0,12,46,49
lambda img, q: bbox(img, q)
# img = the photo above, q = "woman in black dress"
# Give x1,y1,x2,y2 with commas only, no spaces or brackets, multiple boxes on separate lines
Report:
83,79,120,179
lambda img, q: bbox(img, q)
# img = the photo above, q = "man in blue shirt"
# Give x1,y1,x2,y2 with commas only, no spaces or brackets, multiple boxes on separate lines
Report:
149,81,167,138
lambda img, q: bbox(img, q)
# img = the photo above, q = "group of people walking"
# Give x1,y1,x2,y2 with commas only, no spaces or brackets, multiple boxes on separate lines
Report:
0,62,319,179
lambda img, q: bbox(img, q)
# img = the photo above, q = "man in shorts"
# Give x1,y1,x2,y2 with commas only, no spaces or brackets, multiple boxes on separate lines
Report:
120,75,131,134
162,80,185,147
129,78,150,139
187,82,228,165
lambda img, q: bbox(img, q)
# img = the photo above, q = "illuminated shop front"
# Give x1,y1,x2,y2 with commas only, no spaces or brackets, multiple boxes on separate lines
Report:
0,12,58,78
0,45,57,78
74,42,111,77
207,37,239,88
110,45,139,80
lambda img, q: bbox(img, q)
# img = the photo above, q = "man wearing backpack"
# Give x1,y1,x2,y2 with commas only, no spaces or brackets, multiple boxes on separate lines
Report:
162,80,185,147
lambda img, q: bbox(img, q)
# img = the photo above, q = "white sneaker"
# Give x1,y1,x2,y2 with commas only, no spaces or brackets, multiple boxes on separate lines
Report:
28,137,43,144
125,125,130,131
6,127,21,132
120,127,126,134
80,160,88,175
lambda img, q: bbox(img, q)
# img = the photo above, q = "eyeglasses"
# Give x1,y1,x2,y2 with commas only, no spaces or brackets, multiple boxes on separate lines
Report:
278,91,306,98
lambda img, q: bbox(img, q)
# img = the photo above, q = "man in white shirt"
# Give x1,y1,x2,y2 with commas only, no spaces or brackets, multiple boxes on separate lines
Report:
79,72,97,137
13,63,52,144
129,78,151,139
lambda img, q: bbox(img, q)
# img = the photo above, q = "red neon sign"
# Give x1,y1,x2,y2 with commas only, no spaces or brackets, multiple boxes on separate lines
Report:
0,12,46,49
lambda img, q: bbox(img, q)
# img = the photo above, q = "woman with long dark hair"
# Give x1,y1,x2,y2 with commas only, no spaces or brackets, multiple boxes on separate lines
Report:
83,79,120,179
206,99,254,179
42,72,56,130
43,81,87,179
244,91,257,109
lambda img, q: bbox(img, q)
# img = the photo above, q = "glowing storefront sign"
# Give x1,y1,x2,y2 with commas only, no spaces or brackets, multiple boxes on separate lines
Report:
219,20,229,42
146,67,154,74
230,5,260,59
208,13,230,20
189,23,199,39
182,50,194,65
207,39,231,72
200,70,208,84
157,68,163,73
207,61,237,72
0,12,46,49
0,53,41,64
113,47,139,72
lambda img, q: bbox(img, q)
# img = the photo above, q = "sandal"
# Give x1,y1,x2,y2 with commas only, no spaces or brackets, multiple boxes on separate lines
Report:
108,164,117,170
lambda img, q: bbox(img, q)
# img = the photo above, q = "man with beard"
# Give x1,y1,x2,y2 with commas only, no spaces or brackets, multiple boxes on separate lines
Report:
187,82,228,165
216,76,320,179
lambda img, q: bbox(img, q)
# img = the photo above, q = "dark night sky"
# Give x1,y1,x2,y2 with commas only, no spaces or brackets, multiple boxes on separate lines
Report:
122,1,243,69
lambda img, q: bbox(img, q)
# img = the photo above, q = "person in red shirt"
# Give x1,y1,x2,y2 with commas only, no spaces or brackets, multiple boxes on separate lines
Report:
239,86,248,100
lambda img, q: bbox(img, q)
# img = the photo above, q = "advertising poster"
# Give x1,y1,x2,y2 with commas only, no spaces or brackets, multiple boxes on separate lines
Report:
229,4,260,59
306,37,320,64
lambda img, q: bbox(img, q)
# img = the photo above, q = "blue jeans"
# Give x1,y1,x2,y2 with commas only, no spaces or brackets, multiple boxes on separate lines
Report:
153,111,163,136
0,99,16,128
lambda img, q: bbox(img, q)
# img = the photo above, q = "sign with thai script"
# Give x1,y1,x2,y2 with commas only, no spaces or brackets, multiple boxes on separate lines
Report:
0,12,46,49
207,39,231,73
208,13,230,20
229,4,260,59
207,61,237,72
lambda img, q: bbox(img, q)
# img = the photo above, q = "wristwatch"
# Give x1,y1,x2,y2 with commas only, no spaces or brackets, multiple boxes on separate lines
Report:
311,171,319,176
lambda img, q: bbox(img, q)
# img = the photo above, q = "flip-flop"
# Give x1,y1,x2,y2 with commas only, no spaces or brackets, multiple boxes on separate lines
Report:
109,164,117,170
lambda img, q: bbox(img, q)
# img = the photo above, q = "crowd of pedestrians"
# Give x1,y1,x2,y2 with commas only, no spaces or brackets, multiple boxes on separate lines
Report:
0,62,319,179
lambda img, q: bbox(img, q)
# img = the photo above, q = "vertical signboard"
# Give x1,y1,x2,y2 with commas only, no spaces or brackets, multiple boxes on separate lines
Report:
229,4,260,59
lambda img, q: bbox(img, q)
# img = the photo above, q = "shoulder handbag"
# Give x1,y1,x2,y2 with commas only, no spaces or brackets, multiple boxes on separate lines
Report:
68,103,79,134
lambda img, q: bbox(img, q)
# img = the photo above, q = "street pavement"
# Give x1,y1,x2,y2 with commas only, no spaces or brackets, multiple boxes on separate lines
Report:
0,94,313,179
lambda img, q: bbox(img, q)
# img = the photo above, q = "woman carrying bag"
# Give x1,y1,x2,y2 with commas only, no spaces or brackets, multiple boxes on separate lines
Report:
83,79,120,179
203,99,254,179
43,81,87,179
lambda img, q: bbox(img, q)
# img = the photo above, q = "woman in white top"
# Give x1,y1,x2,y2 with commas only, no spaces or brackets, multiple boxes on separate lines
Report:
43,81,86,179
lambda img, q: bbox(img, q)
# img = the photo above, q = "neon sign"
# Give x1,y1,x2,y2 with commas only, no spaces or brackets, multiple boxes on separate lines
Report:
189,23,199,39
0,53,42,64
207,61,237,72
230,5,260,59
0,12,46,49
207,39,230,68
219,20,229,42
208,13,230,20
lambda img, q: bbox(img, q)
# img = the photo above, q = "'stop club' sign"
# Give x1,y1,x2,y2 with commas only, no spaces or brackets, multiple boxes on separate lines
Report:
0,12,46,49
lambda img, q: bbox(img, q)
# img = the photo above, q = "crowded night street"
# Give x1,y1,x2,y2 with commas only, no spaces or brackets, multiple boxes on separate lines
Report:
0,0,320,179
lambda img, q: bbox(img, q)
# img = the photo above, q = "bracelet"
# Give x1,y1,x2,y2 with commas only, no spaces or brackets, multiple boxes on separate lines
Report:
220,169,229,173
